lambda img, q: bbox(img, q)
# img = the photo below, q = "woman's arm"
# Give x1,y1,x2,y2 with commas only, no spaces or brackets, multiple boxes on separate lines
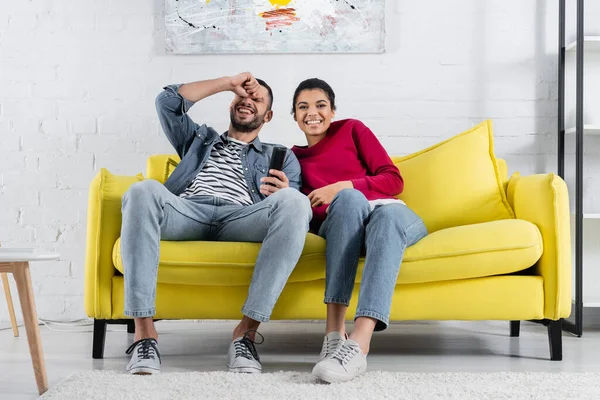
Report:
350,120,404,196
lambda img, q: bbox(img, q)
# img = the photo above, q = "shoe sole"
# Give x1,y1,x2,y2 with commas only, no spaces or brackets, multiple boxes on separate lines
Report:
313,364,365,383
127,366,160,375
227,365,261,374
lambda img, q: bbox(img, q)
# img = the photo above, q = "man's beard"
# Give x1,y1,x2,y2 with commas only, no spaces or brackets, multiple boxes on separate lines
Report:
230,108,264,133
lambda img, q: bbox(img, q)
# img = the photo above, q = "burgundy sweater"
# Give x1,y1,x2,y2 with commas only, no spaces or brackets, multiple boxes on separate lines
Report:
291,119,404,230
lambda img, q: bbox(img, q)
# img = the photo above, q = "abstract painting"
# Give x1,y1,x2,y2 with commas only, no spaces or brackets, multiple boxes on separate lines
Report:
165,0,385,54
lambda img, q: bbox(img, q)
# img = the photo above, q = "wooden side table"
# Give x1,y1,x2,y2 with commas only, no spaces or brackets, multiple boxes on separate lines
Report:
0,248,60,395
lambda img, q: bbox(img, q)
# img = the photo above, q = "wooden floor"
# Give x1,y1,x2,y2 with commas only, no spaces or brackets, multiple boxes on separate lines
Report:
1,320,598,399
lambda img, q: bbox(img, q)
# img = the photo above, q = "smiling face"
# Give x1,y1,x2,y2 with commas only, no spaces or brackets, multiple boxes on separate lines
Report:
229,85,272,133
293,89,336,140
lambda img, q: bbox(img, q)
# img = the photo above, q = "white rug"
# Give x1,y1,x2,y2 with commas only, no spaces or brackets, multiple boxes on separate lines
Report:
42,370,600,400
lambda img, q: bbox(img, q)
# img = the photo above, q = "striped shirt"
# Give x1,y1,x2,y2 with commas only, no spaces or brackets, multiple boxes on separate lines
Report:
180,137,253,206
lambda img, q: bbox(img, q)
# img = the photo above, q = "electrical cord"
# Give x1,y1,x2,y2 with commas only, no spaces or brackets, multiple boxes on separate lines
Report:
0,318,131,333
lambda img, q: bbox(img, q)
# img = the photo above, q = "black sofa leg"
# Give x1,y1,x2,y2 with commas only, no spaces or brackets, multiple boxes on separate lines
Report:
547,319,563,361
510,320,520,337
127,319,135,334
93,319,107,359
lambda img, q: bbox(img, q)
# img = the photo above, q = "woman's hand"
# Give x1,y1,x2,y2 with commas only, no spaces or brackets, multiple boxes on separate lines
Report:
308,181,353,207
260,169,289,196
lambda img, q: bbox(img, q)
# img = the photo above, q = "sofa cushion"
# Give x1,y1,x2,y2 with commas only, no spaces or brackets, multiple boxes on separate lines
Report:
391,120,515,233
113,219,542,286
113,233,327,286
146,154,180,184
356,218,542,284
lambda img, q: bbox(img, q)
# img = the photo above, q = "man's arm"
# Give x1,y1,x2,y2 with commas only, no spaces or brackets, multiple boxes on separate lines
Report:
282,149,302,191
259,149,302,196
178,73,260,103
155,85,202,158
156,73,259,158
177,77,231,103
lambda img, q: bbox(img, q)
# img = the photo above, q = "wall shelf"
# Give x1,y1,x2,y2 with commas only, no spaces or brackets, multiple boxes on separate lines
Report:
571,214,600,219
566,36,600,52
566,125,600,135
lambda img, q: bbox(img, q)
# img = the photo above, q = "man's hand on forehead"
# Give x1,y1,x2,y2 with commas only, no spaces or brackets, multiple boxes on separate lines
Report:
249,86,268,102
243,77,261,98
230,72,261,98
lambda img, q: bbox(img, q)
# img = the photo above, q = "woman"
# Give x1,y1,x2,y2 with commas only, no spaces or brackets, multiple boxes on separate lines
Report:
290,78,428,383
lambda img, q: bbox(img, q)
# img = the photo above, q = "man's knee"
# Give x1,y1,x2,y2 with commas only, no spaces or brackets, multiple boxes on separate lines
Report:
271,188,311,218
123,180,163,208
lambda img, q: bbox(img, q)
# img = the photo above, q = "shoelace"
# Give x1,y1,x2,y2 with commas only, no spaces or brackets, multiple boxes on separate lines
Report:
332,342,359,365
324,336,344,357
126,338,161,363
234,330,264,362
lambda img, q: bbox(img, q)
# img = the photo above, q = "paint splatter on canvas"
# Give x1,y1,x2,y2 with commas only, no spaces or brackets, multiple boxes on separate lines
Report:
165,0,385,54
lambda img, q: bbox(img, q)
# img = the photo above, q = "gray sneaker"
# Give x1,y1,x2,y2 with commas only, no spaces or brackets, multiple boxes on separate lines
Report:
125,338,161,375
317,331,346,362
312,339,367,383
226,331,263,373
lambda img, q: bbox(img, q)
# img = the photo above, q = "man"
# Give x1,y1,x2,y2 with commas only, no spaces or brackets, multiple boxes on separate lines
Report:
121,72,312,375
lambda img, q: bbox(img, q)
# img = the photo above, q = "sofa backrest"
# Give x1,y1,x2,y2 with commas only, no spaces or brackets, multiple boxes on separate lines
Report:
147,154,508,190
146,121,514,234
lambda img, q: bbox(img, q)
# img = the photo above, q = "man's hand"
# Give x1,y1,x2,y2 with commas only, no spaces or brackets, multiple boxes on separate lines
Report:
230,72,261,98
308,181,353,207
260,169,289,196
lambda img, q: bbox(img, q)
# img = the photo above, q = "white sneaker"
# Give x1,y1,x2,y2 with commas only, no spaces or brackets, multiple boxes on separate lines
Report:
226,331,263,373
317,331,346,362
125,338,161,375
312,339,367,383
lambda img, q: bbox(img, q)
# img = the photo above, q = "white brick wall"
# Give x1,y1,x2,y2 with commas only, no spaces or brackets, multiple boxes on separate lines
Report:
1,0,599,321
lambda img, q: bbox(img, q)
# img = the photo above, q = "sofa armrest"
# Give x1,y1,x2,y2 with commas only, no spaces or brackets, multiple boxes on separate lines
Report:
84,168,143,319
507,172,572,320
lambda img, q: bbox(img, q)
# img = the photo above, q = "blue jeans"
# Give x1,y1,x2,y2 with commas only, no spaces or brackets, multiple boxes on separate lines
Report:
318,189,428,331
120,180,312,322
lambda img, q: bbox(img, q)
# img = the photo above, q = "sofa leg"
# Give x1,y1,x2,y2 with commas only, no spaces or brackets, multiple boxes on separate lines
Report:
510,320,520,337
93,319,107,359
547,319,563,361
127,320,135,334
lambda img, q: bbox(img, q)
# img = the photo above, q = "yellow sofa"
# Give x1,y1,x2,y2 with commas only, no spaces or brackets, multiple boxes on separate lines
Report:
85,121,571,360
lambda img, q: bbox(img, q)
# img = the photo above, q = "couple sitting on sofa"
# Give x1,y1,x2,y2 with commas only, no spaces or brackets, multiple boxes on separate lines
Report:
122,72,428,383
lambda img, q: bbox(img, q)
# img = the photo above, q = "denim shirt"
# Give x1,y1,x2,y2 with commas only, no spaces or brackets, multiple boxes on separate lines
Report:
155,84,302,204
